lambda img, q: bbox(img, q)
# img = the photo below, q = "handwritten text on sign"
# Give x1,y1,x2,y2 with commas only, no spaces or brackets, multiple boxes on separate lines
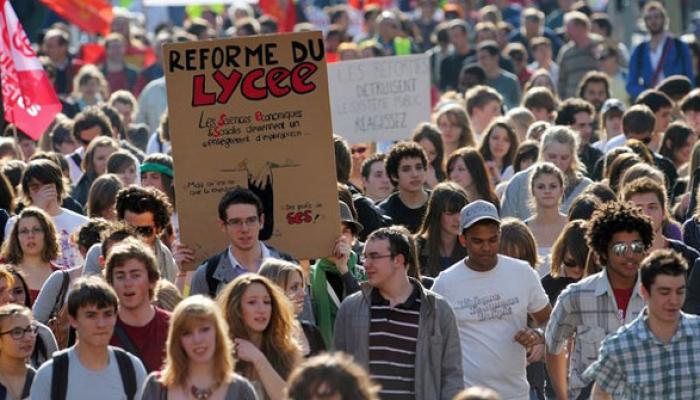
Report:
327,54,431,144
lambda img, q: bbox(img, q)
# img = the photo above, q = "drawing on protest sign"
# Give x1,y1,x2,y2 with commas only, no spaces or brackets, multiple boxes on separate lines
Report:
163,31,340,268
327,54,431,144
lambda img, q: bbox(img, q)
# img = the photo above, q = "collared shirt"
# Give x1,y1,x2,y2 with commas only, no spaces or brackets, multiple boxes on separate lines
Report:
368,282,421,400
227,242,272,277
583,309,700,399
545,269,646,399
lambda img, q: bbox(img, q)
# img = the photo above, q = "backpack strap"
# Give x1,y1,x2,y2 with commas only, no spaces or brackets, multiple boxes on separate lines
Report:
50,271,70,320
50,352,70,400
69,152,82,168
113,348,137,400
205,252,225,298
113,322,142,360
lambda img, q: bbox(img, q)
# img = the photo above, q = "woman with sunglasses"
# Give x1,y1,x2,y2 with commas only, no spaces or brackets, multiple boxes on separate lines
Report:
0,304,38,399
541,220,590,306
349,143,371,191
0,208,65,305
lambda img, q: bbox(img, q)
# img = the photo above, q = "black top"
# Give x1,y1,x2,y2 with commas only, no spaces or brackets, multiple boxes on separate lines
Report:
439,50,475,91
300,321,326,357
415,235,467,277
541,273,577,306
378,192,429,234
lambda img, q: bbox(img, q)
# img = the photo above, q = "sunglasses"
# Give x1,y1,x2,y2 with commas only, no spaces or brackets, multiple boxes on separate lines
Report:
562,258,581,269
611,240,646,257
351,146,368,155
133,225,155,237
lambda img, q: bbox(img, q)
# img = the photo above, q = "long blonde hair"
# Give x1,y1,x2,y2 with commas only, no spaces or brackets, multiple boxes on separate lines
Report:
160,295,234,388
538,126,584,191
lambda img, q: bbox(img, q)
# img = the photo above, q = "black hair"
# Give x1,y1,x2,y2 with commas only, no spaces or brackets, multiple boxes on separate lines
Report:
635,89,673,113
385,141,428,186
640,249,687,292
67,277,119,318
217,187,263,221
333,135,352,184
115,186,172,231
586,201,654,264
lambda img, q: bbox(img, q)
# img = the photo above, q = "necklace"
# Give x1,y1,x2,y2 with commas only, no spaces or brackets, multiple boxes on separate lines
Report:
190,384,214,400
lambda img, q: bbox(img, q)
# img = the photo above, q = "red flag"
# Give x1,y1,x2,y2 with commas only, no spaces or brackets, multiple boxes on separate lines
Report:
0,0,61,140
39,0,113,36
259,0,297,33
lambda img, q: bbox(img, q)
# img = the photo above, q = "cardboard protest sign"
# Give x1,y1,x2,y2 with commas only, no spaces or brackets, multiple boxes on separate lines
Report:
327,54,431,144
163,31,340,268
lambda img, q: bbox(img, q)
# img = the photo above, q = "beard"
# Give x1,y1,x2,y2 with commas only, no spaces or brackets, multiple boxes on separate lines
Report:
647,23,665,35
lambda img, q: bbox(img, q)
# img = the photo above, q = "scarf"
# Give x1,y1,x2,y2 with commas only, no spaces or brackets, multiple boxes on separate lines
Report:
311,252,361,348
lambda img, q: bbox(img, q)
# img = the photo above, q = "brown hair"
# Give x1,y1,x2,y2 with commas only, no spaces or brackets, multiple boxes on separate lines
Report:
218,275,299,380
2,207,59,264
550,220,589,278
105,238,160,300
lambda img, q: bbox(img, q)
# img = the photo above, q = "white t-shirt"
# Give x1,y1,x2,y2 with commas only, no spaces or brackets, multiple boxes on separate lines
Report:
5,208,88,268
432,255,550,400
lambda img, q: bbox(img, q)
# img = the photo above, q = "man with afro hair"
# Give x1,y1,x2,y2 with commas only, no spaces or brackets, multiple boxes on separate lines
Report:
544,201,653,400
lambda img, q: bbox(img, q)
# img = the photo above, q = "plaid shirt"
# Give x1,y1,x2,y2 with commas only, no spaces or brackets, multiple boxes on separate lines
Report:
545,269,646,399
583,310,700,399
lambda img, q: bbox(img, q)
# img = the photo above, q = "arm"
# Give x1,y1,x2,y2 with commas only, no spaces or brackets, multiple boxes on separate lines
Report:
681,42,695,83
188,264,210,297
332,300,350,352
544,292,578,400
32,271,64,323
545,348,569,400
235,338,293,400
591,383,613,400
438,299,465,400
626,45,644,101
530,303,552,327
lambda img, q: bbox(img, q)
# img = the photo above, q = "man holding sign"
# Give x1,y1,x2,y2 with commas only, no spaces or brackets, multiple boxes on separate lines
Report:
163,31,341,273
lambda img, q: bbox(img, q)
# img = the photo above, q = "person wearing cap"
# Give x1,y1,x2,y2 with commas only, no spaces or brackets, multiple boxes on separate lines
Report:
310,201,367,348
545,201,652,400
594,98,626,152
432,200,551,400
334,225,464,400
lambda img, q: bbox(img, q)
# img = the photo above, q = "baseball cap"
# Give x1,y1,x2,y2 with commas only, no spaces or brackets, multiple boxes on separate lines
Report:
460,200,500,231
601,98,626,115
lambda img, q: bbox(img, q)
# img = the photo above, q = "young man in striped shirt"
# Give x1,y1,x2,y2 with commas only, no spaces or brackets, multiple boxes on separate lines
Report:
334,226,463,400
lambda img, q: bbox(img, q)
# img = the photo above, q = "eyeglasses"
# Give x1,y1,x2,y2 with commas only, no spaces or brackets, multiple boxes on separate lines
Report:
611,240,646,257
0,324,38,340
224,216,259,229
351,146,368,155
562,258,581,269
360,253,394,264
18,227,43,236
133,225,155,237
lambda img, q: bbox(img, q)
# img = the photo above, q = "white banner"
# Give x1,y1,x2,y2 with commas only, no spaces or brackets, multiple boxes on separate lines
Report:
327,54,431,144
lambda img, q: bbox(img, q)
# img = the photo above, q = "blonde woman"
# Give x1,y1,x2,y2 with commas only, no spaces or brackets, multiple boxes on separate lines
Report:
258,259,325,358
141,295,256,399
501,126,592,220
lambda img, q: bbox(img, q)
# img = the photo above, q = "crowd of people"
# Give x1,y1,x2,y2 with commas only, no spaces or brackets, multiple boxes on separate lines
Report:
0,0,699,399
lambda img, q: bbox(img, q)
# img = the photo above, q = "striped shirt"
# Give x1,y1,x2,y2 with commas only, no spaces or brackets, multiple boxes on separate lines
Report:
545,269,646,399
583,310,700,399
369,283,421,400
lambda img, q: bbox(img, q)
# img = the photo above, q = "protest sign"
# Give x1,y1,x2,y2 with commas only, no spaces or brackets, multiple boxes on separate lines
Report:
163,31,340,267
327,54,431,144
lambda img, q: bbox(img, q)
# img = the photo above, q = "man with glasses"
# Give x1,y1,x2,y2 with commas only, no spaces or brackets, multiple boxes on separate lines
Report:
626,1,694,102
545,201,654,400
585,249,700,399
432,200,551,400
334,225,463,400
82,186,178,284
190,187,294,297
